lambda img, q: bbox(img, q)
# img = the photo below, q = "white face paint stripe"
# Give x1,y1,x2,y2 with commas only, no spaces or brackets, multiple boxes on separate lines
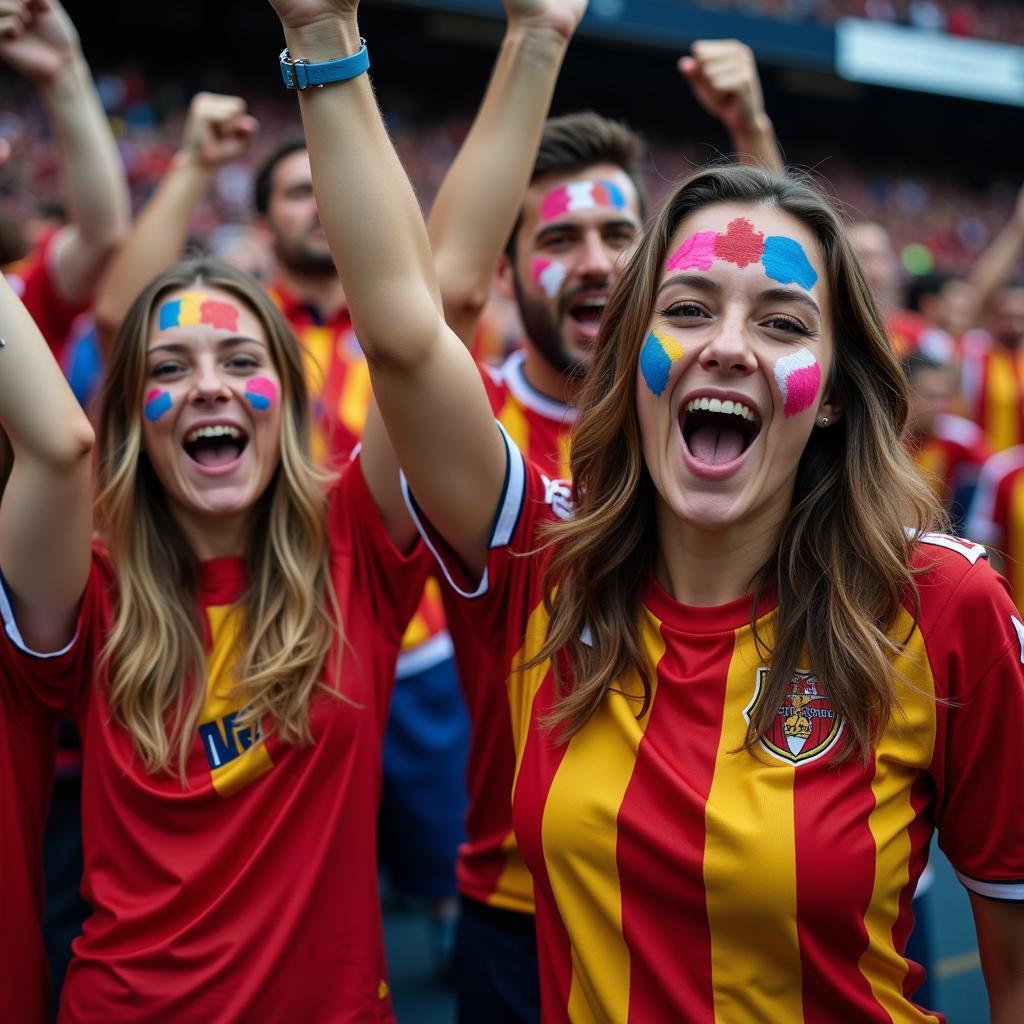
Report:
772,348,817,404
565,181,598,211
538,261,567,298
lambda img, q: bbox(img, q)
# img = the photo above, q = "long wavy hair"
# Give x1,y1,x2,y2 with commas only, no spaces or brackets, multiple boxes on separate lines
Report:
95,258,341,778
533,165,945,758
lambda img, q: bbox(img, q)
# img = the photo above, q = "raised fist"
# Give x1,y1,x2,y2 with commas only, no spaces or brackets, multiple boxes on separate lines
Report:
678,39,767,139
181,92,259,170
0,0,79,86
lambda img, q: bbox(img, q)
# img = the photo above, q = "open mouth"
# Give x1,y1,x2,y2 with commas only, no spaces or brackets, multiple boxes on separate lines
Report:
680,397,761,466
183,424,249,468
566,296,607,338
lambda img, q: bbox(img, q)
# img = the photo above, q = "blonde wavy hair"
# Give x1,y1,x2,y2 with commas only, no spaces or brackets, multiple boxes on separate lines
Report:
533,165,946,759
95,258,341,778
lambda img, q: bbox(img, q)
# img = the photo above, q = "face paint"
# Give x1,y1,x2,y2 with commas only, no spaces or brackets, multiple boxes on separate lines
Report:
158,291,241,333
639,328,685,397
773,349,821,417
244,376,277,412
144,389,173,422
531,258,567,299
665,218,819,291
539,179,627,223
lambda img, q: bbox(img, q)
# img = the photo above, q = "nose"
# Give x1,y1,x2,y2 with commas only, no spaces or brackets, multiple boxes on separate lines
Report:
575,229,615,281
697,311,757,377
189,357,232,404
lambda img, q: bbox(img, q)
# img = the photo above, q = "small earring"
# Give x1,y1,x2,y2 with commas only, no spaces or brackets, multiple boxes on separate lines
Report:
819,416,829,427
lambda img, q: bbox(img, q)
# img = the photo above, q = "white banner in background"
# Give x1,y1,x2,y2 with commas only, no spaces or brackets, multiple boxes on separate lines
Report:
835,18,1024,107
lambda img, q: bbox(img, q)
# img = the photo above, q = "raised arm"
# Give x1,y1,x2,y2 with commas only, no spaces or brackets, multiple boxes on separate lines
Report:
93,92,258,354
967,183,1024,319
271,0,506,577
678,39,783,174
0,272,94,651
0,0,129,304
972,894,1024,1024
427,0,585,345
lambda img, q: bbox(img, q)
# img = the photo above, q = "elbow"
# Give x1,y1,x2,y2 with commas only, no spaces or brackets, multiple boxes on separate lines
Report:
48,415,95,472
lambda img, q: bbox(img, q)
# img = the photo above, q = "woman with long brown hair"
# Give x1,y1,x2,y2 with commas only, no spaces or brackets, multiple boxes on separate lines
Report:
0,255,427,1020
269,0,1024,1019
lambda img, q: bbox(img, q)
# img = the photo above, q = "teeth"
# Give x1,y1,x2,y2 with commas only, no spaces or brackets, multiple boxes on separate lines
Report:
186,425,242,443
685,398,756,422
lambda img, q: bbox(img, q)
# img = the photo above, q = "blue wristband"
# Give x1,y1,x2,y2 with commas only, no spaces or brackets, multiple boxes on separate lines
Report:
280,40,370,90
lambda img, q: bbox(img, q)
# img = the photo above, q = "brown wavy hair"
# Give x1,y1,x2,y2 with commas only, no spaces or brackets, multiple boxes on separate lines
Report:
95,258,341,778
533,165,945,759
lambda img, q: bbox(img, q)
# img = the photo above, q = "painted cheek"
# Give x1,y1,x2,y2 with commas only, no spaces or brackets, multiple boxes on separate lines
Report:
144,389,173,422
244,376,277,412
639,329,685,398
532,258,567,299
773,350,821,417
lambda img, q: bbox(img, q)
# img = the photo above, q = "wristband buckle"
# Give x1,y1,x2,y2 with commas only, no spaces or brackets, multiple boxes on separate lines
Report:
279,40,370,90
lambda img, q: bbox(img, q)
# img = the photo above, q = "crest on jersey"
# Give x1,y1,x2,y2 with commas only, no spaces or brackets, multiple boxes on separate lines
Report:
744,668,844,765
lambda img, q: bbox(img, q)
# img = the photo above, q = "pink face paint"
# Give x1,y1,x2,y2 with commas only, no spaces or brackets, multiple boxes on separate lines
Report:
144,389,172,422
532,258,567,299
538,179,627,223
244,376,277,412
774,349,821,417
666,231,717,272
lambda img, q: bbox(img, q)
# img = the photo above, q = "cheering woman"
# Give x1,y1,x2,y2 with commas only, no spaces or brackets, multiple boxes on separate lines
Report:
269,0,1024,1019
0,258,427,1021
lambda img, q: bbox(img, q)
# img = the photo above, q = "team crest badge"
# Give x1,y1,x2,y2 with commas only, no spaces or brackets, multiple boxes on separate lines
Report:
744,668,844,765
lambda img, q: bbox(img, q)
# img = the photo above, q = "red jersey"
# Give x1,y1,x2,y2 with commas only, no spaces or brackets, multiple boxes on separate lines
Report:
268,281,366,468
0,671,56,1023
3,229,88,363
413,438,1024,1022
0,460,428,1023
909,413,989,507
966,445,1024,613
959,329,1024,452
440,355,574,912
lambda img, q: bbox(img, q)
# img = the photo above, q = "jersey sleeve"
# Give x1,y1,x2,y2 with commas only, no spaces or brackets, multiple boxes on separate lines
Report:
330,454,433,645
925,555,1024,901
401,422,571,647
0,549,108,724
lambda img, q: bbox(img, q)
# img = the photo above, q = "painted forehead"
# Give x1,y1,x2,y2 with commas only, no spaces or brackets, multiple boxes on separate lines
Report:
154,290,243,335
537,177,632,223
665,216,819,292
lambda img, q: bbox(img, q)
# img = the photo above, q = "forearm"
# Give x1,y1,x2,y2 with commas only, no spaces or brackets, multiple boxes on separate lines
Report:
428,24,568,343
285,18,442,365
730,112,783,174
969,219,1024,317
40,51,130,300
93,151,212,350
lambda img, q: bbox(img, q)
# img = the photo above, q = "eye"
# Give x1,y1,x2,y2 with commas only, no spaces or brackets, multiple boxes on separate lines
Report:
605,228,635,248
762,315,811,336
226,354,260,371
151,361,183,378
539,231,574,251
659,301,709,320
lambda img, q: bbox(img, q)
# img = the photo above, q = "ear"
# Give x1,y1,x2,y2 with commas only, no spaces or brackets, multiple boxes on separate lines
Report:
816,387,844,427
496,252,515,302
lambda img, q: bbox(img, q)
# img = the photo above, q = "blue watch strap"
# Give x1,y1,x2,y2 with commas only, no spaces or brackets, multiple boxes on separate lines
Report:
280,41,370,90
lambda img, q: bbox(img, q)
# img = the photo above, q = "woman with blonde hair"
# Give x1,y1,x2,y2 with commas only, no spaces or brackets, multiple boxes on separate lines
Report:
0,255,427,1020
269,0,1024,1019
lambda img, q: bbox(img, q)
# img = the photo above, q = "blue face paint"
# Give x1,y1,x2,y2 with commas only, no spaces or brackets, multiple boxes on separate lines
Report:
639,330,685,397
158,300,182,331
763,236,818,291
144,389,172,422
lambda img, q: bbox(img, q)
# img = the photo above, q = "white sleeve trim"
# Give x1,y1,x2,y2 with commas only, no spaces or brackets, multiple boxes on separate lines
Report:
0,574,78,659
956,870,1024,902
400,421,527,600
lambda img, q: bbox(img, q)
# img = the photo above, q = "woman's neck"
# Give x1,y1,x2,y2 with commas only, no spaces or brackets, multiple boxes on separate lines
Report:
654,493,790,608
172,507,250,561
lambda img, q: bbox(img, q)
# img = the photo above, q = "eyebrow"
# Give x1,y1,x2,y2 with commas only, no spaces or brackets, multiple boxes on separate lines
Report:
657,274,822,317
147,336,267,356
536,217,638,240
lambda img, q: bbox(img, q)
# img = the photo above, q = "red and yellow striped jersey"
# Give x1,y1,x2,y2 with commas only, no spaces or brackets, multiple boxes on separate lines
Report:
908,413,989,508
413,436,1024,1022
966,445,1024,613
442,354,575,912
959,330,1024,453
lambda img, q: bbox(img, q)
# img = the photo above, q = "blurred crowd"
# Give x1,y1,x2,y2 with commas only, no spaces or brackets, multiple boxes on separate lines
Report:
695,0,1024,45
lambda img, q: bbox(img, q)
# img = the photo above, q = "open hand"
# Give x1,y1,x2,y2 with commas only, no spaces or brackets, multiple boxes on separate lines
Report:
679,39,766,139
0,0,79,86
502,0,587,42
181,93,258,170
